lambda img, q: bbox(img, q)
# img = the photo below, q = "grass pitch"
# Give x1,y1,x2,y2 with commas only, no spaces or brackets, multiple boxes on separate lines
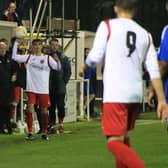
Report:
0,112,168,168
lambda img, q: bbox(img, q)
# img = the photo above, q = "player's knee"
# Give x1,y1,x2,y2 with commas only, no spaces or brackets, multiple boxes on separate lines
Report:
41,107,48,113
106,136,124,153
27,104,34,112
106,135,124,143
10,101,18,106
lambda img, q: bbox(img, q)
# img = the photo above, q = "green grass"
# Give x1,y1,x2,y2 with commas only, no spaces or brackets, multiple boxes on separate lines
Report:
0,112,168,168
138,111,158,120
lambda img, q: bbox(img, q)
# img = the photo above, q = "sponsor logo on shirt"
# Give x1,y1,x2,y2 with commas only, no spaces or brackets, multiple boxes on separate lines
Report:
30,62,44,70
40,59,44,64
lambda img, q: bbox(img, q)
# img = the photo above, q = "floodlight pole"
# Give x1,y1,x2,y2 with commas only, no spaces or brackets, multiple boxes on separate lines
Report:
26,0,52,39
29,8,33,44
48,0,52,33
37,0,48,38
61,0,65,51
75,0,78,80
32,0,44,35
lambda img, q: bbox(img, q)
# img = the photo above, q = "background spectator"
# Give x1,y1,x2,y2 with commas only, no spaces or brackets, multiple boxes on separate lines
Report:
0,40,14,134
83,48,97,118
1,1,22,25
48,38,71,134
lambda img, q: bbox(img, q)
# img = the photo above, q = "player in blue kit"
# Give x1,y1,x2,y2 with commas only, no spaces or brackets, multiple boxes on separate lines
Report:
148,0,168,131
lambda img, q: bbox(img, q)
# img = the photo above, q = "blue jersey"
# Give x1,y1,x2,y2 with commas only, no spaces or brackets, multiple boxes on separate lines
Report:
84,67,96,96
158,25,168,103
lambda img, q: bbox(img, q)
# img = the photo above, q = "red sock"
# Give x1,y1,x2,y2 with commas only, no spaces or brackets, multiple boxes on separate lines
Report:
26,112,33,133
107,140,146,168
58,118,63,124
116,157,127,168
10,104,17,122
41,113,49,134
115,137,130,168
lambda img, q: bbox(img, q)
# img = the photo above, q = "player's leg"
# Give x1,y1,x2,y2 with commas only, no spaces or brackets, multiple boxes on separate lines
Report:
0,105,6,134
40,107,49,140
115,132,130,168
34,104,42,134
48,93,57,133
25,92,36,140
57,93,66,134
102,103,146,168
10,102,17,123
26,103,34,132
39,94,50,140
89,94,96,117
4,104,12,134
107,136,145,168
25,103,35,140
125,103,141,147
10,87,21,126
115,103,140,168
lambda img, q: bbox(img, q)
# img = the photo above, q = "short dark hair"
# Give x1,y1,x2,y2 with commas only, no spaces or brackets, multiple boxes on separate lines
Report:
0,38,9,46
32,39,42,45
84,48,90,51
115,0,138,13
49,38,59,45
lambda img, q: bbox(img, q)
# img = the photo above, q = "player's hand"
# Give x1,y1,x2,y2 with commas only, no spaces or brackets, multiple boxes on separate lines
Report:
11,74,17,82
147,90,155,107
79,64,86,77
15,38,24,45
157,101,168,123
53,53,59,62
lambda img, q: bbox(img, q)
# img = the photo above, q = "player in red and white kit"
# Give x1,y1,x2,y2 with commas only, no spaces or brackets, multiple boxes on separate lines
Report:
79,0,168,167
12,39,61,140
10,55,26,128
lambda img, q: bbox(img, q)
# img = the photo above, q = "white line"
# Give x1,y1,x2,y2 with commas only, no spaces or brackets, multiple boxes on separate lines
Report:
136,120,160,126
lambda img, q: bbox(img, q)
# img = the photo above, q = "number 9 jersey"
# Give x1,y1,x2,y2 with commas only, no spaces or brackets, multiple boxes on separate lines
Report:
85,18,160,103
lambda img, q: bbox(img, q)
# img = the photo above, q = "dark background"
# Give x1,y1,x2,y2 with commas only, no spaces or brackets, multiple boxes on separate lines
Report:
0,0,168,46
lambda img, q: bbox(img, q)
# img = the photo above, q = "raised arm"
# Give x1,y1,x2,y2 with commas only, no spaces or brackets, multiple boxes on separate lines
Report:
79,21,108,77
12,41,29,63
48,55,61,70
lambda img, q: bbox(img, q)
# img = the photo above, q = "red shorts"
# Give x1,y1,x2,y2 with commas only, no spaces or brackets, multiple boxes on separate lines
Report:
26,92,51,108
11,87,21,102
102,103,141,136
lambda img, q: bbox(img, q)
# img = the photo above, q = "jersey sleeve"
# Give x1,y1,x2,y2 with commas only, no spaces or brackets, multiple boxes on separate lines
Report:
85,21,108,67
48,55,61,70
12,42,30,63
145,33,160,79
158,26,168,62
